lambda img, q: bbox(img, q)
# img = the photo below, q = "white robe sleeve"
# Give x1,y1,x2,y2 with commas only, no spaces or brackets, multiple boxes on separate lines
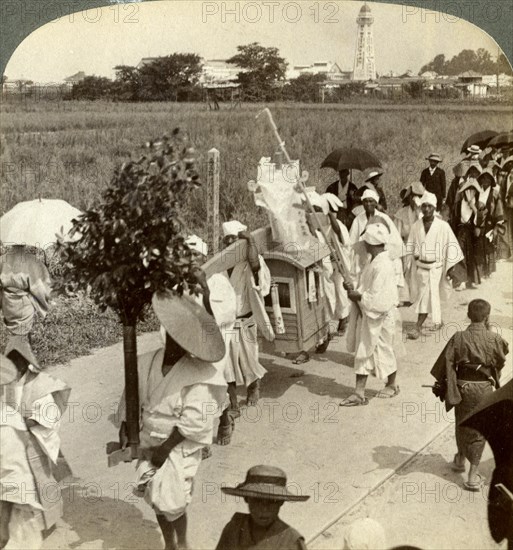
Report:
251,255,271,297
28,393,62,463
360,261,397,319
177,383,225,445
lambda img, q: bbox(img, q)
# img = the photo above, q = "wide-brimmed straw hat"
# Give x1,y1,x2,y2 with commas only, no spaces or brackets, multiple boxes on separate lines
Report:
221,465,310,502
364,170,383,183
467,145,482,155
0,355,18,386
426,154,442,162
152,291,225,363
4,336,40,370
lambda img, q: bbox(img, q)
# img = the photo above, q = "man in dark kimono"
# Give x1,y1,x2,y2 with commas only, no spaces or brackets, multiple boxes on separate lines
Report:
420,154,446,212
325,169,358,228
216,465,309,550
430,299,509,492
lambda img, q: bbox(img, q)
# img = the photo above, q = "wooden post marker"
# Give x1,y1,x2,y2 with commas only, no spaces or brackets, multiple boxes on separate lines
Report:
207,148,220,255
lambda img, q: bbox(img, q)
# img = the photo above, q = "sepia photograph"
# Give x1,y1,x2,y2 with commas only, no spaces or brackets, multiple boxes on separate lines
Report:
0,1,512,549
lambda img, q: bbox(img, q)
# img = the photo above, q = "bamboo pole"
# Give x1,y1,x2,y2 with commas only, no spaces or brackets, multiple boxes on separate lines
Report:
256,108,354,287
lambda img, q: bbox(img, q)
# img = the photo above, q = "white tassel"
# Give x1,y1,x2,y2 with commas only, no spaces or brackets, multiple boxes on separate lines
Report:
271,284,286,334
308,270,317,303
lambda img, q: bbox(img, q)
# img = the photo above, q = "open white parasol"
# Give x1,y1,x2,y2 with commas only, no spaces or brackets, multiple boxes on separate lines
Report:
0,198,82,248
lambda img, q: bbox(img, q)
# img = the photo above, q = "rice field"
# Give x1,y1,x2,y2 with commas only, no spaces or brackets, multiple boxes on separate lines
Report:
1,100,512,237
1,99,511,365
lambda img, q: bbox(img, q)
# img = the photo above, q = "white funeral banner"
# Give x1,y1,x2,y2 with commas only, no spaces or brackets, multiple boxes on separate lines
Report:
250,157,313,249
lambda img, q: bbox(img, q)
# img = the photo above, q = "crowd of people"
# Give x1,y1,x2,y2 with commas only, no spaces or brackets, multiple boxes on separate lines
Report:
1,138,512,550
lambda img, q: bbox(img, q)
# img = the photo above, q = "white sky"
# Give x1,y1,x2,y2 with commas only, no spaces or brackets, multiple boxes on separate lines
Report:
5,0,503,82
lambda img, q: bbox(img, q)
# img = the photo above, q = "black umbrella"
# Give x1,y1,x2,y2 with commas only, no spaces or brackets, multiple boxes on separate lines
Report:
460,130,498,153
488,132,513,149
460,379,513,466
321,148,382,172
462,380,513,547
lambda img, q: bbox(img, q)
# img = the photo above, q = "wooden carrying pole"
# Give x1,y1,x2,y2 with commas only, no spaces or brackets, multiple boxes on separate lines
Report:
256,108,354,287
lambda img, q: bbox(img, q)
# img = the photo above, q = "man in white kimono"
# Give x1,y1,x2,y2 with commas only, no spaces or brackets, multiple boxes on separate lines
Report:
324,193,352,335
303,191,350,337
394,182,425,305
0,339,70,550
406,192,464,339
340,223,400,406
119,291,227,550
221,220,273,412
349,189,405,289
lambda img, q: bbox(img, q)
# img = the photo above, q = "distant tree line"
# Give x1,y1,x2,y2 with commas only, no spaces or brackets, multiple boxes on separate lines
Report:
68,44,512,102
69,43,365,103
71,53,204,101
420,48,513,75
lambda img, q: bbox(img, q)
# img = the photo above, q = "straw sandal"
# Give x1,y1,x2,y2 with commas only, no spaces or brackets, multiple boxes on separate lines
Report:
429,322,444,332
340,394,369,407
464,474,485,492
315,333,332,354
376,385,400,398
217,417,234,446
292,351,310,365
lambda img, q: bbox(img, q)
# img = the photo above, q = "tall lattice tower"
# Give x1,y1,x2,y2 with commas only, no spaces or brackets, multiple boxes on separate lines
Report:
352,2,376,81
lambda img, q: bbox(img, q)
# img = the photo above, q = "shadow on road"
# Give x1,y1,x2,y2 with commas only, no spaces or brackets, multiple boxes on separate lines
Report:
257,357,371,402
59,485,162,549
369,445,497,486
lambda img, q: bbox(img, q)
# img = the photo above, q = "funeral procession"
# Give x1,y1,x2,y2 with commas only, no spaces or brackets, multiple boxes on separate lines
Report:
1,1,513,550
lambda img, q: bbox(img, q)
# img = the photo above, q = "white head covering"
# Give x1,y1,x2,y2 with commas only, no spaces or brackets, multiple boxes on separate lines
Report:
361,189,380,203
322,192,344,212
185,234,208,256
344,518,387,550
420,191,437,208
362,222,390,245
222,220,247,238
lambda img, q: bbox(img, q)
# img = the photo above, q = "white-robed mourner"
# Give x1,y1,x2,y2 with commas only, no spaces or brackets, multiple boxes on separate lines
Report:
349,190,405,288
342,223,400,406
0,340,70,550
406,192,463,336
118,291,227,547
347,236,399,380
221,221,274,395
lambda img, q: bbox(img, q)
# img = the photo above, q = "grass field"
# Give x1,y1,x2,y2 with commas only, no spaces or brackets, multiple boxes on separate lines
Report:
2,100,512,230
1,99,512,364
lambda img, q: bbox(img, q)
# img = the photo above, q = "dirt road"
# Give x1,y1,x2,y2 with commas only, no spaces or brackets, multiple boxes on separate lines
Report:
42,262,512,549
